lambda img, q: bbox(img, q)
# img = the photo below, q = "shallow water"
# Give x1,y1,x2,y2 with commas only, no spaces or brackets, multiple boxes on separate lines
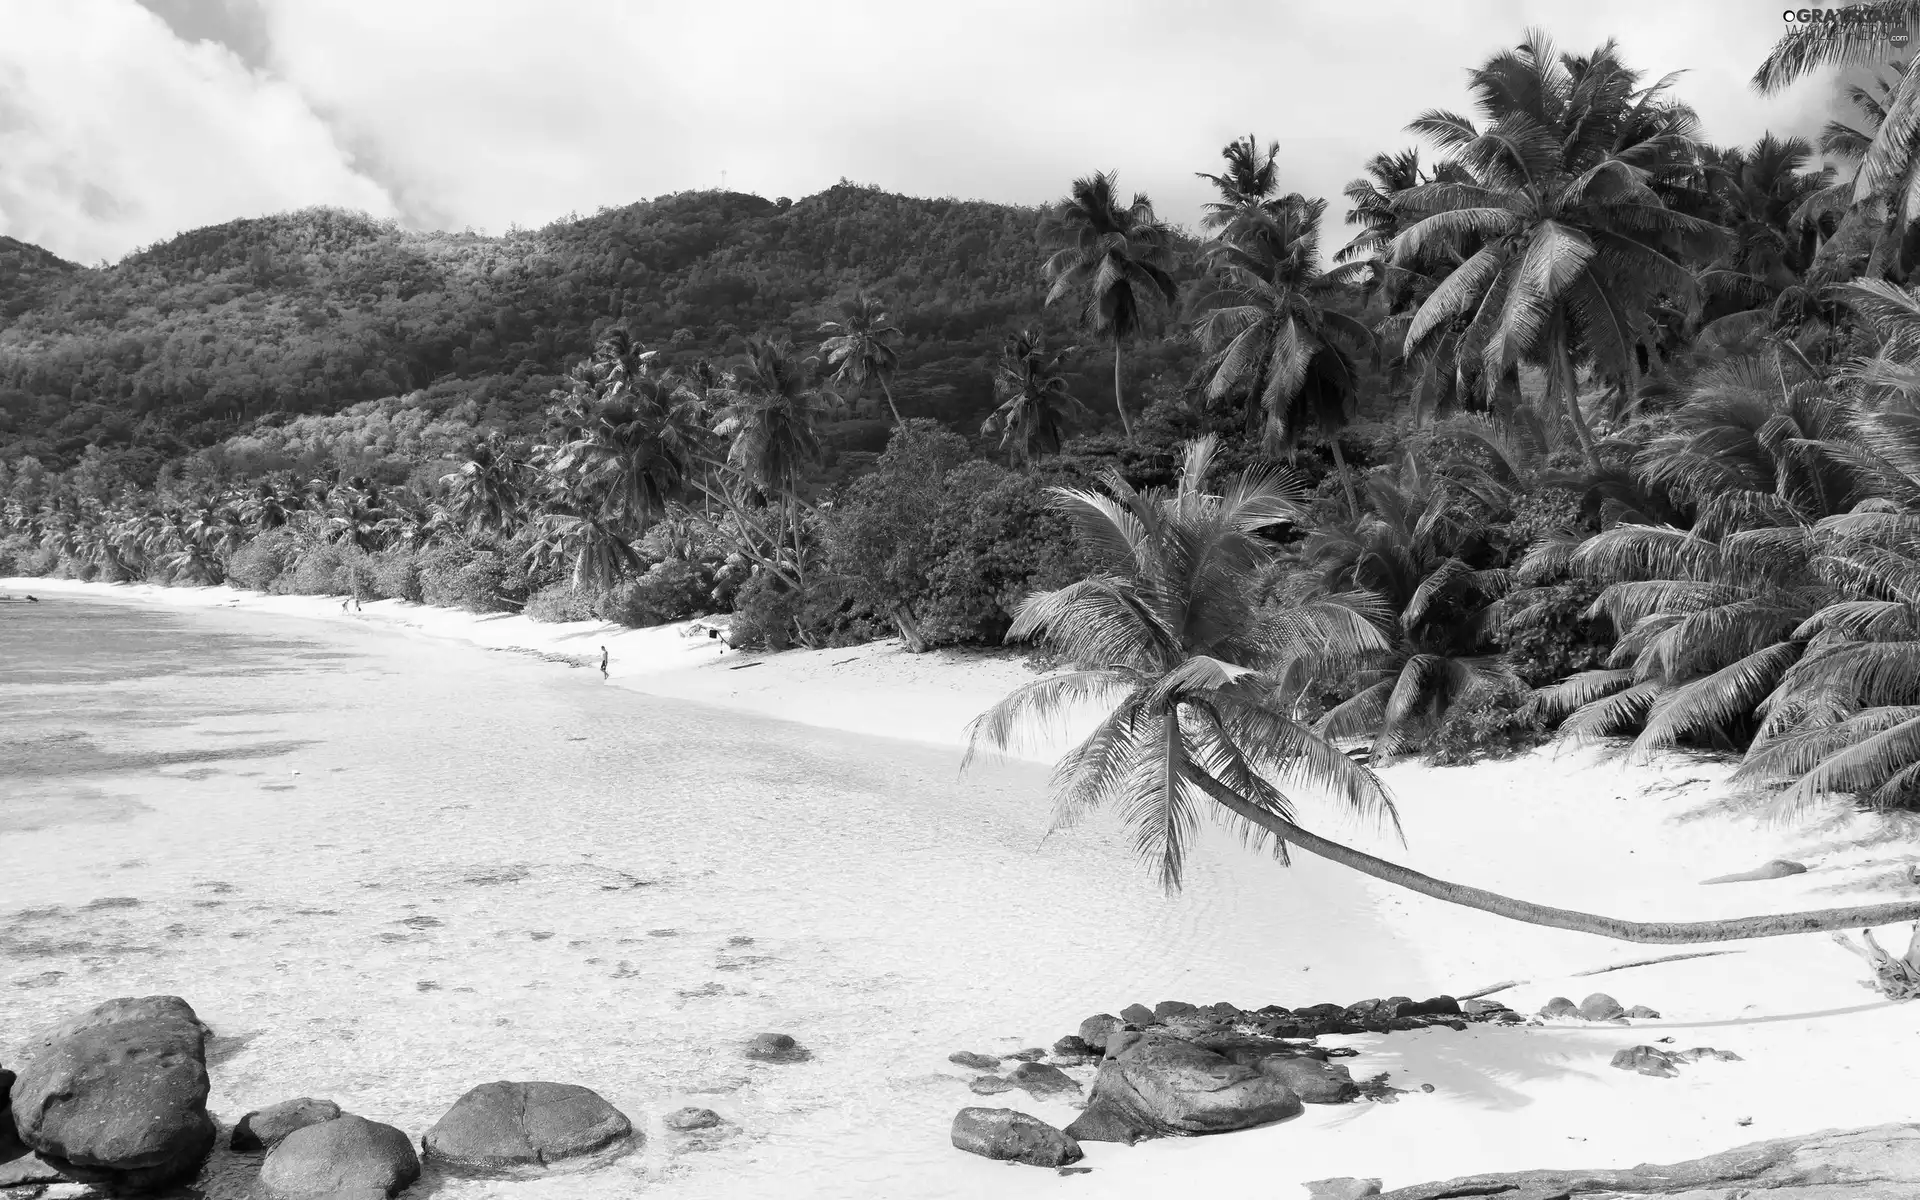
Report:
0,596,1426,1198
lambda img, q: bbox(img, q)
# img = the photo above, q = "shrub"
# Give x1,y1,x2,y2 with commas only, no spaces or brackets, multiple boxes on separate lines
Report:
1502,578,1611,688
1424,691,1549,766
525,583,598,623
273,542,350,596
728,569,879,651
420,547,522,613
226,529,298,592
367,548,424,602
917,463,1086,647
0,533,38,575
597,558,713,627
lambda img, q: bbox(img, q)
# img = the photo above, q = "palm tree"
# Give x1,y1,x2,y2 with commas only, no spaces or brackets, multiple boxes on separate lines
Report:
1192,197,1375,513
967,436,1920,943
1754,13,1920,278
1392,30,1720,471
1196,134,1283,232
712,335,834,574
817,293,905,426
525,508,646,594
981,328,1088,466
1042,171,1181,441
441,432,529,543
549,374,697,540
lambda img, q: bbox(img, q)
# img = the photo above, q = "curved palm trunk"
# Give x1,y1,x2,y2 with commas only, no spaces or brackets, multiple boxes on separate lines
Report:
878,376,904,427
1111,336,1134,442
1192,773,1920,944
1552,313,1601,472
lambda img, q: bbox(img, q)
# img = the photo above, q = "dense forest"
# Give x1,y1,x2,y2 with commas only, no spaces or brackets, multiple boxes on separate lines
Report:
0,184,1214,473
16,22,1920,831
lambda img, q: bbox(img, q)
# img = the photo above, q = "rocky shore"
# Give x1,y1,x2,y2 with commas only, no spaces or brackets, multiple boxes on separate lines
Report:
0,995,803,1198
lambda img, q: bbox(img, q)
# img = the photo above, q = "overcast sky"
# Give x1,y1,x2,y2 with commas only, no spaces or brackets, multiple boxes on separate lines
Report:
0,0,1853,266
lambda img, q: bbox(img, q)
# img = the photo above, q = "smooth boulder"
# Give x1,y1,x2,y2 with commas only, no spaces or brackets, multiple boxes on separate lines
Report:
259,1115,418,1200
743,1033,810,1063
1064,1032,1302,1144
1076,1015,1122,1053
950,1108,1083,1168
1577,993,1625,1021
8,995,216,1190
232,1098,342,1152
1007,1062,1082,1099
421,1081,634,1177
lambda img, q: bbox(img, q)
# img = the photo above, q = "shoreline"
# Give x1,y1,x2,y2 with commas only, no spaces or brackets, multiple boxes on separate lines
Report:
1,576,1081,763
11,575,1920,1196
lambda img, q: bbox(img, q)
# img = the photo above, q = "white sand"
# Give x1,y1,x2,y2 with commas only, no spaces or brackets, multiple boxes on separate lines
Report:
7,575,1920,1198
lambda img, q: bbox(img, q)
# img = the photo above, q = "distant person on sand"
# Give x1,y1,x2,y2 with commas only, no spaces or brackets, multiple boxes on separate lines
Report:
600,646,609,679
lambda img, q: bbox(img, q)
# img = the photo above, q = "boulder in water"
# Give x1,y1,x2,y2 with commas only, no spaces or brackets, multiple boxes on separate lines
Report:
663,1108,721,1132
421,1081,634,1177
8,995,216,1190
743,1033,811,1063
950,1108,1082,1167
232,1098,342,1152
947,1051,999,1071
259,1115,418,1199
1008,1062,1082,1099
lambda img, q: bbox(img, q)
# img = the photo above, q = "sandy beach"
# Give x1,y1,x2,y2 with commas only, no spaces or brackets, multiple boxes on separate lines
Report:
5,576,1920,1198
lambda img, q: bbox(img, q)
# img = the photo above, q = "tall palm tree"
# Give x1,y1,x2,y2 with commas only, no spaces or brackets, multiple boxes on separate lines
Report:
1193,198,1374,513
817,293,905,426
549,373,698,541
1754,13,1920,278
440,432,529,543
1196,134,1283,232
968,437,1920,942
1042,171,1181,441
1393,30,1720,471
981,327,1089,467
712,335,834,573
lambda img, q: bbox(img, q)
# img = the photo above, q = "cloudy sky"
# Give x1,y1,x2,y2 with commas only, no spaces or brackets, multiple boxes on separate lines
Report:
0,0,1852,265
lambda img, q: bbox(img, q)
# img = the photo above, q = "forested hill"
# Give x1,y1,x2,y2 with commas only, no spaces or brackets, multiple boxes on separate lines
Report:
0,183,1196,474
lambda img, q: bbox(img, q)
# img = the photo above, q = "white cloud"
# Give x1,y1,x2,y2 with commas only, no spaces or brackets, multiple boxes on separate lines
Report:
0,0,394,263
0,0,1866,263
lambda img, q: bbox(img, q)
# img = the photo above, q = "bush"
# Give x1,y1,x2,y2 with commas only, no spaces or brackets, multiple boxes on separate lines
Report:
226,529,298,591
367,548,424,602
1502,578,1611,687
0,533,39,575
917,463,1086,646
1424,691,1549,766
271,542,352,596
419,546,522,613
728,569,880,651
525,582,598,623
597,558,713,627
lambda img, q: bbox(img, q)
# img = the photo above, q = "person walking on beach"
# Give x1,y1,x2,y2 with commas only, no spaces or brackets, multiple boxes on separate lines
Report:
599,645,609,679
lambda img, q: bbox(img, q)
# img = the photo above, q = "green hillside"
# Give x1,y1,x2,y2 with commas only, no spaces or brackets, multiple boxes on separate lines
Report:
0,184,1200,473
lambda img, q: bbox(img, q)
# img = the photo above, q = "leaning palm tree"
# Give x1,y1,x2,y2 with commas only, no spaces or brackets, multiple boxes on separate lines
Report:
1042,171,1181,441
1755,11,1920,278
966,436,1920,943
981,328,1089,467
1193,197,1374,513
817,293,905,426
1393,30,1721,471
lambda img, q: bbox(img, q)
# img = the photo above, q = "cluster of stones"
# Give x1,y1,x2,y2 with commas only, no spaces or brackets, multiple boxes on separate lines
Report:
950,993,1525,1168
1,995,810,1197
1533,991,1661,1022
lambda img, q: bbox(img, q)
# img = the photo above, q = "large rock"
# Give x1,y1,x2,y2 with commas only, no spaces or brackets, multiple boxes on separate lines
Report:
1063,1032,1302,1144
232,1098,342,1152
1076,1014,1122,1053
1577,993,1626,1021
1377,1122,1920,1199
1007,1062,1082,1100
259,1115,419,1199
1190,1034,1358,1105
8,995,217,1190
950,1108,1083,1167
421,1081,634,1177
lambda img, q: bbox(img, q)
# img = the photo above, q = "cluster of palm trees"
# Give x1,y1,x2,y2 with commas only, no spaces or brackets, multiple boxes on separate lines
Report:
965,21,1920,963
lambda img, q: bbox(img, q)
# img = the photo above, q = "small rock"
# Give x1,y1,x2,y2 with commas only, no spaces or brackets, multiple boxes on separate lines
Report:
1420,1083,1435,1093
0,1155,70,1189
1461,997,1509,1016
1679,1047,1743,1063
421,1081,634,1176
1291,1003,1344,1023
1118,1003,1156,1027
1008,1062,1083,1099
1537,996,1579,1019
1199,1002,1244,1022
950,1108,1083,1168
1152,1000,1198,1020
1256,1055,1357,1104
1611,1045,1681,1077
969,1076,1017,1096
1076,1015,1122,1053
1051,1035,1095,1059
1305,1178,1383,1200
1578,993,1626,1021
743,1033,811,1063
663,1108,721,1132
1003,1047,1048,1062
1625,1005,1662,1019
232,1098,343,1152
1702,859,1808,885
948,1051,1000,1071
259,1115,419,1199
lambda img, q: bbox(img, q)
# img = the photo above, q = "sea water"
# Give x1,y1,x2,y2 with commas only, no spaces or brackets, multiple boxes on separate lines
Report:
0,595,1422,1198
